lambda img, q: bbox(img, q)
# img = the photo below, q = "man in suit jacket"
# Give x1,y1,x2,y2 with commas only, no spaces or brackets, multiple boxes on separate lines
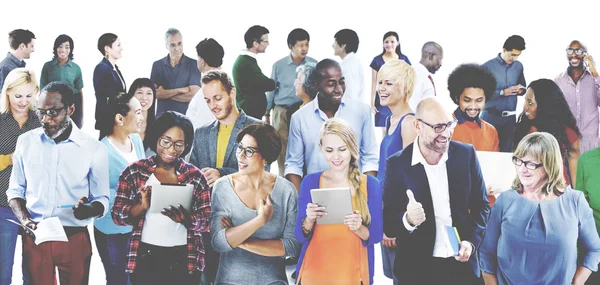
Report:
383,97,490,285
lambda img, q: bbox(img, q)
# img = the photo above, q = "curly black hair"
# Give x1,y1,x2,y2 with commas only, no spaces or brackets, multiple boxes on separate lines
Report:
447,63,496,105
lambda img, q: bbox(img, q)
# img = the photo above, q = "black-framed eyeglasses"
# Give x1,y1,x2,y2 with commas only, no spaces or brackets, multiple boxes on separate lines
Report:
236,143,259,158
417,118,457,133
566,48,586,55
35,106,66,118
512,156,543,170
158,137,186,152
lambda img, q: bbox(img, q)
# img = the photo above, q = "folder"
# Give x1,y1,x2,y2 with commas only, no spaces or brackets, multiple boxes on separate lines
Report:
446,225,461,256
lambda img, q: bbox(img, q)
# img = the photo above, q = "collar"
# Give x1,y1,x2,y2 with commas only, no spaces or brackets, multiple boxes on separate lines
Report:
101,57,119,71
411,136,449,166
6,52,25,67
310,93,346,113
240,50,257,59
495,53,515,66
342,52,356,62
38,119,83,146
453,107,481,127
51,58,73,67
286,53,307,66
162,54,187,66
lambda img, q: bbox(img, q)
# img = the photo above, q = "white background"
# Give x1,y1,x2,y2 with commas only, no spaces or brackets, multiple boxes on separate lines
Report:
2,0,597,284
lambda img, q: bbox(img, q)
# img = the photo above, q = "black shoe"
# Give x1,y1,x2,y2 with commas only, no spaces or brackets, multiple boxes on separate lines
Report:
291,270,297,279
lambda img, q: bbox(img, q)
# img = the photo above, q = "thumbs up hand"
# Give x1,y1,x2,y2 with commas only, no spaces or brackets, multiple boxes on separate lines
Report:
406,190,426,227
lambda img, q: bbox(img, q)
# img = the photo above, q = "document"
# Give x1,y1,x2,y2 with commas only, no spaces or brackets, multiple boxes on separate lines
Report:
7,217,68,245
476,151,516,195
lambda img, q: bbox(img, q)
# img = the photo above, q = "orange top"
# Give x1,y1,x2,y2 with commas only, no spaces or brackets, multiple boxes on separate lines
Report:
451,119,500,152
297,175,369,285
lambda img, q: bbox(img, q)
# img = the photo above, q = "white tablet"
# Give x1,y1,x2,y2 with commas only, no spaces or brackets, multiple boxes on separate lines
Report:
148,183,194,214
310,187,353,225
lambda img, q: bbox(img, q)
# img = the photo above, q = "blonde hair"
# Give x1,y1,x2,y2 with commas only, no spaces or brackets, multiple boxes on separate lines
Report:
511,132,566,196
0,68,39,113
376,59,416,105
319,118,371,225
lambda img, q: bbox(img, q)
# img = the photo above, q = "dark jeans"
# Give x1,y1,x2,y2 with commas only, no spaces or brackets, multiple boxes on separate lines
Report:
94,227,131,285
430,257,481,285
496,120,516,152
130,242,202,285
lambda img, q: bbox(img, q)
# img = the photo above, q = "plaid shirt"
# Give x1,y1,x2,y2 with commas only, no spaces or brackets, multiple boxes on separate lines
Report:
111,156,211,273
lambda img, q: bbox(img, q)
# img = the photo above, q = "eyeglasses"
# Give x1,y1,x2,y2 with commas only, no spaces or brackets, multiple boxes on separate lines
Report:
417,119,457,133
236,143,259,158
158,137,186,152
35,106,66,118
566,48,586,55
512,156,543,170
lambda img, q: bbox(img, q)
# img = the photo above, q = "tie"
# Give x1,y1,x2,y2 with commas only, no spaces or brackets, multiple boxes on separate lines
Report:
428,75,437,96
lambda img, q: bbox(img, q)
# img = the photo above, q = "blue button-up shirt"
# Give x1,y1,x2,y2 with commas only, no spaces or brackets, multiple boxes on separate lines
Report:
285,95,379,176
0,52,26,90
266,54,317,111
6,124,110,227
481,54,526,126
151,54,201,116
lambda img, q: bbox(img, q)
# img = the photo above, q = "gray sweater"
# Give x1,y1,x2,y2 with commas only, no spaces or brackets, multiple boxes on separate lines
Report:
211,175,300,285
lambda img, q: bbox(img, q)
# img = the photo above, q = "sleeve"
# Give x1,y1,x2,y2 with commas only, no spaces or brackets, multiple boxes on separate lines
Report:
210,179,234,253
0,154,12,171
6,135,27,201
359,108,380,173
188,61,201,86
150,61,160,87
89,144,110,217
369,56,378,71
111,166,139,226
482,62,503,103
189,129,201,167
187,169,211,232
74,65,84,90
576,191,600,271
186,96,199,130
363,176,383,247
594,76,600,106
575,155,587,196
467,146,491,249
478,191,504,275
40,62,49,90
93,65,113,102
284,114,305,177
518,65,526,88
281,186,301,258
492,127,500,152
249,61,276,93
266,62,278,111
0,66,10,88
294,174,315,244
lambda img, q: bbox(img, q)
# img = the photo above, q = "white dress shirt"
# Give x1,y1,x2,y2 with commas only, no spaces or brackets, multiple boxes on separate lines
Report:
340,52,365,101
403,136,456,258
186,86,216,130
409,63,435,111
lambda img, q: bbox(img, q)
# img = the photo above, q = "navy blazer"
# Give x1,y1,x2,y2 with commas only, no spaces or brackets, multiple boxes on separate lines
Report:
382,140,490,281
93,58,126,130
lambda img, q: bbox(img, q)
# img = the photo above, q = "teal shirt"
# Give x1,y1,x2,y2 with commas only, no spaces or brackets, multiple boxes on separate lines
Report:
576,147,600,234
40,59,84,95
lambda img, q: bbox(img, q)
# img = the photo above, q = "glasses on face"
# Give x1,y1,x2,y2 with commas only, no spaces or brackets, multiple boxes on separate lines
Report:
158,137,186,152
236,143,259,158
417,119,457,133
566,48,586,55
512,156,543,170
35,106,66,118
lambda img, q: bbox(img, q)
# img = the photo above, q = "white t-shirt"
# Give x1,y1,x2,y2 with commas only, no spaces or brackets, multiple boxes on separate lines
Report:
341,52,365,101
186,87,216,131
409,62,436,111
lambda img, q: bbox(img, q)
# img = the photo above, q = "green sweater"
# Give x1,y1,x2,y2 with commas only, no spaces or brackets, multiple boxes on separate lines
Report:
576,147,600,235
232,54,276,119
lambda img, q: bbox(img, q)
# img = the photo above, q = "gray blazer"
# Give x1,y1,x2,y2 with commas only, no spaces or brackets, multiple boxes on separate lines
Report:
189,111,264,176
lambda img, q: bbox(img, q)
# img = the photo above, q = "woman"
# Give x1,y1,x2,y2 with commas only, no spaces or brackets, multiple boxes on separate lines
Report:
0,68,39,285
376,59,417,285
111,111,211,285
295,62,318,107
128,78,156,149
95,92,145,284
295,118,383,285
40,34,84,128
370,32,411,134
480,132,600,285
94,33,126,139
210,123,299,284
512,79,581,186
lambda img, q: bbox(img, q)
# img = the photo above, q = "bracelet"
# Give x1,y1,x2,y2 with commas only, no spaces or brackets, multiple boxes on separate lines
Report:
302,217,314,233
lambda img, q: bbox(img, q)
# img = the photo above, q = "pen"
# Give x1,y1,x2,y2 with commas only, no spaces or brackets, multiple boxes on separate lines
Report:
57,202,92,209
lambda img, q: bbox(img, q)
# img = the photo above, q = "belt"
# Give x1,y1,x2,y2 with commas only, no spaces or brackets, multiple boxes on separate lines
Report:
485,109,517,117
275,104,294,110
63,226,88,236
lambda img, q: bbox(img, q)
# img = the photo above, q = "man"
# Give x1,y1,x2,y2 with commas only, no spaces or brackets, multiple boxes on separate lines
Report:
382,97,490,284
232,25,276,120
186,38,223,130
481,35,526,152
285,59,378,192
7,81,109,285
151,28,201,115
266,28,317,176
333,29,365,101
576,146,600,284
409,41,443,111
0,29,35,89
554,40,600,154
448,63,499,152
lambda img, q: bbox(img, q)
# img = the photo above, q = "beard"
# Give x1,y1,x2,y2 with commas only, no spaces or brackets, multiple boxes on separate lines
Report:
461,109,480,121
44,115,71,139
424,135,450,154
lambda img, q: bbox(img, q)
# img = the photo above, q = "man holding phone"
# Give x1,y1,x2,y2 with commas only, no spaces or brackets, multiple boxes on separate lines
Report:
554,40,600,154
481,35,527,152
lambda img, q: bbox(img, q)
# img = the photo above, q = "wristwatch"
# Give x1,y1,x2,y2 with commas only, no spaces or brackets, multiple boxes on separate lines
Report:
499,89,504,96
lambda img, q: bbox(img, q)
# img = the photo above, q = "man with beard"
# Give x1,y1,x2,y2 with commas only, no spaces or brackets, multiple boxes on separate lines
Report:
382,97,490,285
554,40,600,154
285,58,378,192
448,63,499,151
409,42,443,111
6,81,109,285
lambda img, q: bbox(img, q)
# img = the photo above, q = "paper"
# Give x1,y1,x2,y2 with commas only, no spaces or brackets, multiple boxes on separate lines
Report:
446,226,461,256
7,217,68,245
476,151,516,195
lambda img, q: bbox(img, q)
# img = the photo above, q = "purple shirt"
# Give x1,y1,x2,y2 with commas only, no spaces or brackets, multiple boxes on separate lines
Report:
554,69,600,153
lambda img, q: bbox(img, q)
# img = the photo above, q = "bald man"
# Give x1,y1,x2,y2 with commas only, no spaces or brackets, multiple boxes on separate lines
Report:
409,42,443,111
382,97,489,285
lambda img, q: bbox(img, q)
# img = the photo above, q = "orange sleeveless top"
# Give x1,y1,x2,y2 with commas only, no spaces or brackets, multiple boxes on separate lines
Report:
297,174,370,285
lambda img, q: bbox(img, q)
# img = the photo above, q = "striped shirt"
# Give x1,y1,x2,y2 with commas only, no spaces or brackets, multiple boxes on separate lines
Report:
111,156,211,273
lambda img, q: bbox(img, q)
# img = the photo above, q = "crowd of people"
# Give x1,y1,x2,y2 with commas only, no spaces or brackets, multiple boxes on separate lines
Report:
0,25,600,285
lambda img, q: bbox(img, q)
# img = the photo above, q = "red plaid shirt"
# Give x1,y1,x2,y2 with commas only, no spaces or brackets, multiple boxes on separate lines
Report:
111,156,211,273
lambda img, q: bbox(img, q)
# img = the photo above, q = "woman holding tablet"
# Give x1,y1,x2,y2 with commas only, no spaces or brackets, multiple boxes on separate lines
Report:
111,111,211,285
295,118,383,285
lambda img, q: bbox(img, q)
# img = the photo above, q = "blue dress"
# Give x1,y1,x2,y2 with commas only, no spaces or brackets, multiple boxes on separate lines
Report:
370,54,411,127
479,188,600,285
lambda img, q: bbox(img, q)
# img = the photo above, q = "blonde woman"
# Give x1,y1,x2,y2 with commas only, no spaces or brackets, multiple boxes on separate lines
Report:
480,132,600,285
0,68,39,285
295,118,383,285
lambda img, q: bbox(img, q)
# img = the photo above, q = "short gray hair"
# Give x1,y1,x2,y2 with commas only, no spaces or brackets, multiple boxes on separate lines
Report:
298,62,318,99
165,28,181,42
